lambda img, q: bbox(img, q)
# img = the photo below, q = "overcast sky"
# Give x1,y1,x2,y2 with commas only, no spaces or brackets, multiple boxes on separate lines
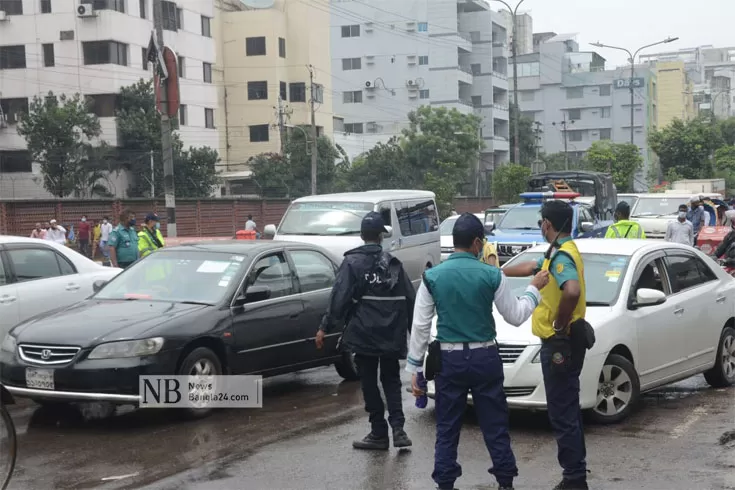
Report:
520,0,734,68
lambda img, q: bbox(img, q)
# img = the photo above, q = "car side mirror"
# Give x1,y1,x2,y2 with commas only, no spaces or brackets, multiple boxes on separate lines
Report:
235,285,271,306
484,223,495,234
580,221,594,233
263,224,277,238
630,288,666,309
383,225,393,238
92,279,107,293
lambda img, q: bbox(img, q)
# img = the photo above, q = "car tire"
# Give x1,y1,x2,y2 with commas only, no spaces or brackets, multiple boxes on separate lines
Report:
587,354,640,425
704,326,735,388
176,347,223,419
334,350,359,381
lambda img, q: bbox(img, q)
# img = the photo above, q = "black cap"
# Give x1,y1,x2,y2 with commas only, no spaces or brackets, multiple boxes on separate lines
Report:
361,211,388,234
145,213,160,222
452,213,485,241
615,201,630,215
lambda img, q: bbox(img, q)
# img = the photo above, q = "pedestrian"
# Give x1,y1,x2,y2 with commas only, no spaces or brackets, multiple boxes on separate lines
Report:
30,222,46,240
688,196,705,243
99,216,113,262
315,211,416,451
138,213,165,258
407,213,549,490
45,219,67,245
245,214,259,239
503,200,590,490
665,204,694,246
77,215,91,257
108,210,139,269
712,210,735,261
604,201,645,239
450,208,458,216
92,219,102,260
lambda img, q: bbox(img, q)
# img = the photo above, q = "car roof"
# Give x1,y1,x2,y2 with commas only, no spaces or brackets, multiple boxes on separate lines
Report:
292,190,435,204
0,235,51,245
520,239,694,256
159,240,334,256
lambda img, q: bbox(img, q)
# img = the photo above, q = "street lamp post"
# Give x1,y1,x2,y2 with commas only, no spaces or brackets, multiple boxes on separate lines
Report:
492,0,524,166
591,37,679,146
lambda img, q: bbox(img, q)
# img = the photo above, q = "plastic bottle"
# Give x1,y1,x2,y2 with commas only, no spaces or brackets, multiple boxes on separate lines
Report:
415,369,428,409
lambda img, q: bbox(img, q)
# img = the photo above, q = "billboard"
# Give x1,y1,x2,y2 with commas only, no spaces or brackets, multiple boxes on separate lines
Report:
614,78,645,89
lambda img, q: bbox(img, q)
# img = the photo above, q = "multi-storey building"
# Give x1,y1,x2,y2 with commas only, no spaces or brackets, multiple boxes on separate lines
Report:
329,0,510,190
652,61,695,128
214,0,332,195
0,0,218,198
498,10,532,56
513,34,657,190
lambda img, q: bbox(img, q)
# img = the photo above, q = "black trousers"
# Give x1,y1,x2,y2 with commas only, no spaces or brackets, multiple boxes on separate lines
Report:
354,354,405,437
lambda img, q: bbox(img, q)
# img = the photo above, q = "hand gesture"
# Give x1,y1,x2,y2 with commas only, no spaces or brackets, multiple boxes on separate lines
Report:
411,374,425,398
315,329,325,349
530,270,550,290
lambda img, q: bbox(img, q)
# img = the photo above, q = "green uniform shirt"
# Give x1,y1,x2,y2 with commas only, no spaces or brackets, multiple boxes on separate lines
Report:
108,224,139,264
423,252,501,343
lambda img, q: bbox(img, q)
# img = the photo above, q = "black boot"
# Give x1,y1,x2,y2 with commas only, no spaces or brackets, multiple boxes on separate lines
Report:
352,432,389,450
553,479,589,490
392,428,412,448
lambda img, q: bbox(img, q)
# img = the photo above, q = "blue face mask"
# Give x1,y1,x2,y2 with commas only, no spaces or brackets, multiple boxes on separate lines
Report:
128,218,137,227
155,222,161,230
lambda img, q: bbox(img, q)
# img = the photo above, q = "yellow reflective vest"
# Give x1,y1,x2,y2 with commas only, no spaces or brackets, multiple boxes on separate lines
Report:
605,220,646,239
138,227,165,258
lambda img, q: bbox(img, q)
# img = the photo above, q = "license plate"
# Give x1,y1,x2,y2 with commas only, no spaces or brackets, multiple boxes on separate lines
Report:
26,368,55,390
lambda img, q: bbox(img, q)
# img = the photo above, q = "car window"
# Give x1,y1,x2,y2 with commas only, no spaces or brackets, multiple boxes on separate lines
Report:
7,248,65,282
664,255,714,293
290,250,336,293
497,206,540,230
0,255,6,286
57,254,77,275
248,253,294,299
396,199,439,236
631,258,666,296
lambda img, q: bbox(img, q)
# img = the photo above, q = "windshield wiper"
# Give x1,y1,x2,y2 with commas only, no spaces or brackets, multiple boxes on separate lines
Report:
514,227,538,230
282,232,321,236
179,301,212,306
335,230,361,236
586,301,609,306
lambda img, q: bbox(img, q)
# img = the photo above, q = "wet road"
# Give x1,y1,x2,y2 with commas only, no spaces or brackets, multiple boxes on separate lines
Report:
4,366,735,490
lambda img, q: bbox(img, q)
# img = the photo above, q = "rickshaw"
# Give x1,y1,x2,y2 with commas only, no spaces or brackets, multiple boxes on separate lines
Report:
696,198,731,254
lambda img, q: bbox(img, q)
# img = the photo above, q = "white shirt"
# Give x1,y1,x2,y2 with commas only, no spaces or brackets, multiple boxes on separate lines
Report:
45,226,66,244
245,220,257,231
703,210,710,227
405,274,540,373
100,222,112,241
665,219,694,246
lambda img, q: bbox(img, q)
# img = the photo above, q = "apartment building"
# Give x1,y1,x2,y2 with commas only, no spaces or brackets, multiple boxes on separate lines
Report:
0,0,218,198
641,45,735,118
513,34,657,190
653,61,695,128
329,0,511,184
498,10,532,56
214,0,332,194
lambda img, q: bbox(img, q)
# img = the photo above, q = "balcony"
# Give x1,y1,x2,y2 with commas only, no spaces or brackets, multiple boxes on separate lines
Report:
493,136,510,152
457,0,491,12
492,104,509,121
456,65,474,85
440,100,474,115
491,71,509,89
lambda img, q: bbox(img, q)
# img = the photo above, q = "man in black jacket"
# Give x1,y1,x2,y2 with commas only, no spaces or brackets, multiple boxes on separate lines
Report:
316,211,416,450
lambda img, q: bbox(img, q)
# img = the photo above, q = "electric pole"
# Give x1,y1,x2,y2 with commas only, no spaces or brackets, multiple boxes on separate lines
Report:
552,113,574,170
492,0,525,165
308,65,318,195
532,121,543,173
276,95,289,154
152,0,176,237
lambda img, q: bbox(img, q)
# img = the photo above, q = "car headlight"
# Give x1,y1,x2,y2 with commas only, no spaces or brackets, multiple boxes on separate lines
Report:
1,335,16,353
88,337,164,359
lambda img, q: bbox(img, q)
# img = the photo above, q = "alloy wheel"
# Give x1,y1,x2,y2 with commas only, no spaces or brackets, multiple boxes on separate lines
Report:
722,333,735,383
594,364,633,417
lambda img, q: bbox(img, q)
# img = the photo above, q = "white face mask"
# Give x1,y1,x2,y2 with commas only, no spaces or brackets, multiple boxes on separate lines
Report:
103,220,108,224
678,212,687,219
81,218,86,222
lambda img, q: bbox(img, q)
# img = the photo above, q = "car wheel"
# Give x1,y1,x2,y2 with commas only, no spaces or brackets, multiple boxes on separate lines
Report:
588,354,640,425
177,347,223,419
334,350,359,381
704,326,735,388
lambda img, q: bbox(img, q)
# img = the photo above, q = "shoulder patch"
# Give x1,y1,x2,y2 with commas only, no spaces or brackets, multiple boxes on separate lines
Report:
556,262,564,274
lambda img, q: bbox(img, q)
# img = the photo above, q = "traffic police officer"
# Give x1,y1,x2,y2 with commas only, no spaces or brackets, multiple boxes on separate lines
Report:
605,201,645,239
108,209,139,269
504,200,589,490
406,213,549,490
138,213,165,258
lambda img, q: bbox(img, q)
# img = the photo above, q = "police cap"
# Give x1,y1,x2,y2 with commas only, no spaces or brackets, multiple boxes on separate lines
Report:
452,213,485,241
145,213,160,222
361,211,388,234
615,201,631,217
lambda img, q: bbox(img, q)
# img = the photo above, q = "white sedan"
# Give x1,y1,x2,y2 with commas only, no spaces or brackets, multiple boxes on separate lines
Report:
427,239,735,424
0,236,121,340
440,213,487,261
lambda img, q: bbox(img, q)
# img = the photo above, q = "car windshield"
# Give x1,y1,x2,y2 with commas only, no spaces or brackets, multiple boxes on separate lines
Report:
632,197,690,217
497,206,541,230
439,217,458,236
278,201,375,236
617,196,639,210
95,250,247,305
503,252,630,306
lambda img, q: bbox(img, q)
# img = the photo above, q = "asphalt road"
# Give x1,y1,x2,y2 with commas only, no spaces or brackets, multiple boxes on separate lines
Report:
4,366,735,490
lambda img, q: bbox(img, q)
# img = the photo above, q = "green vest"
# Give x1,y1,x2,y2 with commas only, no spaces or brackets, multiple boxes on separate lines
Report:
423,252,501,343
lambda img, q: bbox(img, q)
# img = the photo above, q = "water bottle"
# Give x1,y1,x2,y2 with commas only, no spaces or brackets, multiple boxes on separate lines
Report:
415,369,428,409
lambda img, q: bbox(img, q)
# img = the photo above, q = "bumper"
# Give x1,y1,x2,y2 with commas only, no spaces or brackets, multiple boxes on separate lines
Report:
0,348,180,404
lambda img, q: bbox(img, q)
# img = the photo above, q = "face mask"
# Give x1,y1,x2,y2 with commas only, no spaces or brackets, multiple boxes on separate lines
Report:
678,212,687,219
81,218,86,222
155,222,161,230
103,220,108,224
128,218,137,227
476,239,484,260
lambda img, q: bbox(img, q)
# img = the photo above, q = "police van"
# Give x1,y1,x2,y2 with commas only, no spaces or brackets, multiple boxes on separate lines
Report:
263,190,441,286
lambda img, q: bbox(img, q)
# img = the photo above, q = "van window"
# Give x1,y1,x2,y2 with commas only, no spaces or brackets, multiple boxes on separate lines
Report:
278,201,374,236
396,199,439,236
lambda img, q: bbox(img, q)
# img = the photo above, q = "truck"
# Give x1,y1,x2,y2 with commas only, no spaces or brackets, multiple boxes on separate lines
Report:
622,192,725,239
670,178,726,195
489,171,617,263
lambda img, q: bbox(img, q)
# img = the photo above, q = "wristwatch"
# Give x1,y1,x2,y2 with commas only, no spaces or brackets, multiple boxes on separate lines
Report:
553,320,567,333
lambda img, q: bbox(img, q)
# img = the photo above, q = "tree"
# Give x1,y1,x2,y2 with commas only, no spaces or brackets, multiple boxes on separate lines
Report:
718,117,735,146
116,79,220,198
509,105,537,166
492,164,531,204
538,152,591,172
648,117,723,179
334,137,410,192
585,141,642,192
17,92,112,198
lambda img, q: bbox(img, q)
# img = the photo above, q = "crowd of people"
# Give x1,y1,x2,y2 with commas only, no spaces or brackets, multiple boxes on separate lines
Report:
30,216,113,260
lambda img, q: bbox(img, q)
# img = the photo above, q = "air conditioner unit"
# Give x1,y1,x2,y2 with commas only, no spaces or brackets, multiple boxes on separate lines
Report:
0,11,7,21
77,4,96,17
365,81,374,89
406,79,418,88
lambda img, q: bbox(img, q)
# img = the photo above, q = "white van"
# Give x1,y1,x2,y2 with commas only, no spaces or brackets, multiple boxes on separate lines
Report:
263,190,441,285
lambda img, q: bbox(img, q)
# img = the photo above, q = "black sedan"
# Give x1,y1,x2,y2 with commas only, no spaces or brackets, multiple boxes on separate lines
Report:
0,241,357,416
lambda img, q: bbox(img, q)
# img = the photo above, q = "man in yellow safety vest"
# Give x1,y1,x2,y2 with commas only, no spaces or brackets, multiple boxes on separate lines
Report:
138,213,165,258
605,202,646,239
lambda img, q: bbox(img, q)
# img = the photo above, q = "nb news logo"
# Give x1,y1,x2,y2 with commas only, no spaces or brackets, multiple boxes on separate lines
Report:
139,375,263,409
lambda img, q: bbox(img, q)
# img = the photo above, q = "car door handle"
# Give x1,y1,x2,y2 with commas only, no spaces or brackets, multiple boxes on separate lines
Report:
716,296,727,303
289,312,300,318
674,307,685,315
65,283,80,291
0,295,16,304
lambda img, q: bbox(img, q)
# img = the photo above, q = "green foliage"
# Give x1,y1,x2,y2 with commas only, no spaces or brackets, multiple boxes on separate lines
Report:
491,164,531,204
648,117,723,179
17,92,113,198
509,105,537,165
116,79,220,198
249,127,346,198
538,152,591,172
585,141,642,192
334,137,410,192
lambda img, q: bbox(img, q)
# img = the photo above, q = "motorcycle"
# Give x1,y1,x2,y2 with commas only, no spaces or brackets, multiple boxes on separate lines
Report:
716,257,735,277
